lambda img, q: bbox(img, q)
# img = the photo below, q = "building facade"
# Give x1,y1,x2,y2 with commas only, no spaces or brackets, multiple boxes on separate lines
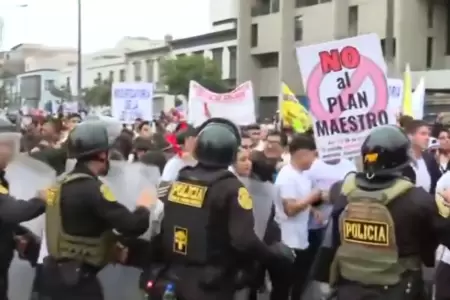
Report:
17,69,61,111
224,0,450,113
125,30,237,113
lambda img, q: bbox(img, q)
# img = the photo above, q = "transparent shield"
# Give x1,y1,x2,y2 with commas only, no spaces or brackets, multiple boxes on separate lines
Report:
301,222,334,300
98,161,161,300
247,179,275,240
6,154,56,300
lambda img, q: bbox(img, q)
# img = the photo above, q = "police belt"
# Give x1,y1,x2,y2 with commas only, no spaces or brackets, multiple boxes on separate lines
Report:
339,268,422,289
338,256,422,288
53,257,101,274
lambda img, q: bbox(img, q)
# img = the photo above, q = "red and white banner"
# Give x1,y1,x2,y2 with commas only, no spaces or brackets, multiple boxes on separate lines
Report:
187,81,256,127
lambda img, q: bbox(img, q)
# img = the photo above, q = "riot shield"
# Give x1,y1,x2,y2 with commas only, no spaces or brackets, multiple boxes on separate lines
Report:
246,179,275,240
301,221,334,300
98,161,161,300
5,154,56,300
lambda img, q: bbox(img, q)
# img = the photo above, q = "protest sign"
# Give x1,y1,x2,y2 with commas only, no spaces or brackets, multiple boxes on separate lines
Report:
111,83,153,124
296,33,395,160
387,78,403,115
187,81,255,126
411,77,425,120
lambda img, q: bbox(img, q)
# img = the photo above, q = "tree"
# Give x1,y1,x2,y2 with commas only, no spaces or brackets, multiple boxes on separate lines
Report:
83,79,112,106
160,54,228,97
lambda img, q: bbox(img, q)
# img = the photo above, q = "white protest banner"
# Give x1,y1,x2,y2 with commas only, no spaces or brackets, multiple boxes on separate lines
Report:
387,78,403,116
62,102,79,114
112,83,153,124
412,77,425,120
187,81,256,127
296,33,395,160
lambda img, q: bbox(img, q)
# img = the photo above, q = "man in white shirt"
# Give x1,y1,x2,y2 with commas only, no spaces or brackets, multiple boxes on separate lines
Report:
274,134,321,300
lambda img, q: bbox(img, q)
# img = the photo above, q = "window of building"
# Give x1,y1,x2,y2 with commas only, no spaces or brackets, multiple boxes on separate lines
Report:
294,16,303,41
119,69,126,82
44,80,54,90
211,48,223,71
146,59,154,82
229,46,237,79
256,52,279,68
426,37,433,69
271,0,280,13
109,70,114,82
380,38,397,57
348,6,358,36
251,24,258,47
427,0,434,29
296,0,318,8
133,61,142,81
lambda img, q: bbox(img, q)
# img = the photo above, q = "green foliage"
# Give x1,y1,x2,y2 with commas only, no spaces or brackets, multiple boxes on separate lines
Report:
160,54,228,97
83,80,112,106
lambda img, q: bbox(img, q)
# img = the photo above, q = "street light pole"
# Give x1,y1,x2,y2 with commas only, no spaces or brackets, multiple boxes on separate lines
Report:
76,0,82,104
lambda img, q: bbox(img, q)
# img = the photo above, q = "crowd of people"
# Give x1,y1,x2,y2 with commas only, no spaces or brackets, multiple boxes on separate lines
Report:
0,109,450,300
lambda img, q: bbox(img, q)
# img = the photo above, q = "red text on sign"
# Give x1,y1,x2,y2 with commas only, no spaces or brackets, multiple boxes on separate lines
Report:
319,46,360,74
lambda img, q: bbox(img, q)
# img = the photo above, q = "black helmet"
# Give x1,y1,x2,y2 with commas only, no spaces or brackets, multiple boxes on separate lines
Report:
67,120,116,159
361,125,411,177
194,118,241,168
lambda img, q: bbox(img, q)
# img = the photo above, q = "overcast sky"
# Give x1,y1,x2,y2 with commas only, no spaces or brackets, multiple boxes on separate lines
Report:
0,0,210,52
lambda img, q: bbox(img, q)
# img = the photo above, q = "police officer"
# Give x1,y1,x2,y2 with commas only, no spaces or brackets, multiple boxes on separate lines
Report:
41,120,153,300
126,118,294,300
311,125,450,300
0,115,48,299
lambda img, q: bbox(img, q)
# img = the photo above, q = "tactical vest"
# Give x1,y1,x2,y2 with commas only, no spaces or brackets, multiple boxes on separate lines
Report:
331,173,420,286
45,173,116,267
160,169,234,265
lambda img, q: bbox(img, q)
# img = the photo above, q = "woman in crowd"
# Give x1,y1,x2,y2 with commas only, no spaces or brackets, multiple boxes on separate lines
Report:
433,126,450,174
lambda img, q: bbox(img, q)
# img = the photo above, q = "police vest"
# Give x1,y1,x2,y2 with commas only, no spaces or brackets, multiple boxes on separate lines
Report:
160,168,234,265
332,173,420,286
45,173,116,267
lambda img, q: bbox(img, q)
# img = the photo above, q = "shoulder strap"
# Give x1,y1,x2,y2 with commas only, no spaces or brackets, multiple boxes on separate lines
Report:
61,173,93,185
382,179,414,205
341,172,357,196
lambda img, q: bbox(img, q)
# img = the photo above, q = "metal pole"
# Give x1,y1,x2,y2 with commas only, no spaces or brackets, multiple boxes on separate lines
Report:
385,0,395,75
76,0,82,104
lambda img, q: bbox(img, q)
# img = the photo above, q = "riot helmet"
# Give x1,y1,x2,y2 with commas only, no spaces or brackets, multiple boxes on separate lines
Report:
67,119,122,159
194,118,241,168
361,125,411,178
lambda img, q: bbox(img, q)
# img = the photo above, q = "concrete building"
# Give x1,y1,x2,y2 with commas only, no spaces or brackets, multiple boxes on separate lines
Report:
227,0,450,114
125,30,237,113
58,37,165,96
1,43,77,76
17,69,61,111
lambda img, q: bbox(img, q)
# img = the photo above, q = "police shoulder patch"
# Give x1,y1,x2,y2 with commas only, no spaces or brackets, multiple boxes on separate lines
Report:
238,187,253,210
0,184,8,195
100,184,116,202
436,194,450,218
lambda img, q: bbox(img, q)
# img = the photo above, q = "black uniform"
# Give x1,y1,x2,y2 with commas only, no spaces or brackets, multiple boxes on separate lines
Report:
0,117,46,300
126,118,294,300
40,120,150,300
312,125,450,300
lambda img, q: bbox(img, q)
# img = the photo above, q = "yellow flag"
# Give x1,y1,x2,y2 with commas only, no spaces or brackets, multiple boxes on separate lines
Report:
280,83,312,133
402,64,412,116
